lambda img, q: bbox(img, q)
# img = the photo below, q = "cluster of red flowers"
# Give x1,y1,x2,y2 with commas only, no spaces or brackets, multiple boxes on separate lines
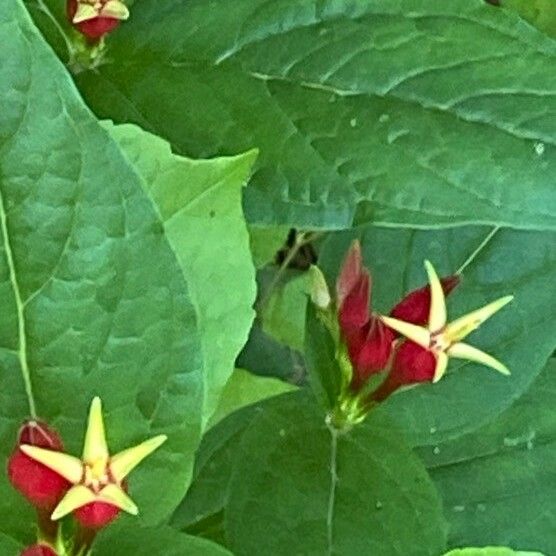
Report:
336,241,460,399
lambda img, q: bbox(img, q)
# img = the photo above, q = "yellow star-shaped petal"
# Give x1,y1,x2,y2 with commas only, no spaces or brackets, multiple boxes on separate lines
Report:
72,0,129,23
20,397,166,521
382,260,513,383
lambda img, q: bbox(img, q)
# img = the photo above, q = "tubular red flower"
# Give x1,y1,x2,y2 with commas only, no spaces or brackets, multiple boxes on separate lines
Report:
336,240,363,307
8,421,70,511
390,275,460,326
338,272,371,334
336,241,395,390
347,318,395,390
371,341,437,402
21,544,57,556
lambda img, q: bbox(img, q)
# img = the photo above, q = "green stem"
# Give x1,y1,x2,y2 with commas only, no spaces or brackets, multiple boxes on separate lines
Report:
73,526,97,555
325,421,339,556
259,231,320,310
33,0,76,61
456,226,500,275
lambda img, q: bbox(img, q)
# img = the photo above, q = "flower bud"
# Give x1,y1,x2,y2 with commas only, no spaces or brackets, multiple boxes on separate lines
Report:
20,543,57,556
8,421,70,510
390,275,460,326
338,272,370,334
347,318,395,390
309,266,331,310
336,240,363,306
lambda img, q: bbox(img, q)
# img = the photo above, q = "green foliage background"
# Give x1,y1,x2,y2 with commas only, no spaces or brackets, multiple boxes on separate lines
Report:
0,0,555,554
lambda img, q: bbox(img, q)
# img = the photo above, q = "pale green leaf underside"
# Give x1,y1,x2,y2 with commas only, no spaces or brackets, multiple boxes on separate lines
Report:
319,226,556,446
0,0,205,537
444,549,544,556
262,272,310,352
427,360,556,553
107,122,258,428
248,225,289,268
72,0,556,229
208,368,296,428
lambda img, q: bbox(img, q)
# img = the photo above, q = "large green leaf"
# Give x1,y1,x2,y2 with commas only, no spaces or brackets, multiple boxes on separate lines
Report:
319,226,556,446
0,534,22,556
171,403,261,536
106,123,257,427
65,0,556,229
502,0,556,37
95,524,232,555
0,0,205,540
426,360,556,554
225,391,447,556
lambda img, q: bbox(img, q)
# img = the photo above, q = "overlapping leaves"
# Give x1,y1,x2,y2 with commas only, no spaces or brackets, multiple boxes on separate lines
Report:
0,0,255,549
65,0,556,230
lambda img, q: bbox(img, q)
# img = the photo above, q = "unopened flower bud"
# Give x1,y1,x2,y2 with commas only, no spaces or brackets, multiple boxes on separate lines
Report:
21,543,57,556
8,421,70,511
309,266,331,309
348,318,395,391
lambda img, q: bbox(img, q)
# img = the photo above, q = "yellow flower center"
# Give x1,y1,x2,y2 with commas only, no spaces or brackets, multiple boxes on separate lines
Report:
83,458,111,493
429,331,451,354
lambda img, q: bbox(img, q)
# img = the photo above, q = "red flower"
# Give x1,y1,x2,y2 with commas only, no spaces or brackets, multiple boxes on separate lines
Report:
336,242,461,395
8,421,70,511
380,261,512,399
371,341,437,402
21,398,166,531
21,544,57,556
337,242,394,390
66,0,129,40
390,275,460,326
347,320,396,391
74,499,124,529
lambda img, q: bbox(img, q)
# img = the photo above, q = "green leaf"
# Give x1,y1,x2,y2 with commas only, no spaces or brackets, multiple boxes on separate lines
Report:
236,318,305,382
0,534,22,555
443,549,544,556
262,271,309,351
106,122,258,427
95,524,232,556
70,0,556,230
171,403,260,534
0,0,207,537
249,225,289,268
427,360,556,554
208,368,296,428
502,0,556,37
225,391,447,556
304,302,342,410
319,226,556,446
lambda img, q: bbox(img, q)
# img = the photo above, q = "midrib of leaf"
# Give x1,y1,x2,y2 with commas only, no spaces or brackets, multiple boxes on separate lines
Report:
0,188,36,418
326,424,339,556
